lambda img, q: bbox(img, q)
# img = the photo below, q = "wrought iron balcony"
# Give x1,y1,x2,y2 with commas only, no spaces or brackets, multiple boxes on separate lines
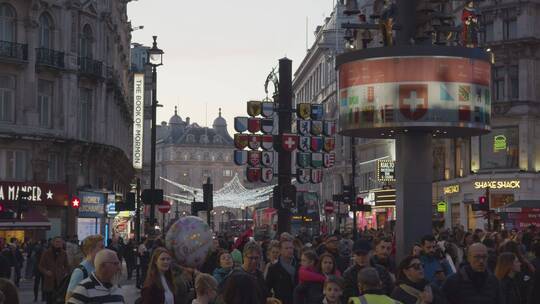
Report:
36,48,64,69
78,57,103,78
0,40,28,62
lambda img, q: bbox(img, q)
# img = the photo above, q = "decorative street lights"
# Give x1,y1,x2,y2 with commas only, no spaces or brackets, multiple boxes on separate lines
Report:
147,35,163,227
221,210,225,232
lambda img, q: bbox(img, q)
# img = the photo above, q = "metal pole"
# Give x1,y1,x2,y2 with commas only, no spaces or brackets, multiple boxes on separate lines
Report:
351,137,358,240
150,64,157,226
277,58,293,235
135,178,141,242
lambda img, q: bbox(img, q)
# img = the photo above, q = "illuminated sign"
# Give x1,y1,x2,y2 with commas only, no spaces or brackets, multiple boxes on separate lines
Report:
79,191,106,218
377,160,396,182
337,54,491,138
437,201,447,213
0,182,68,206
473,180,520,189
133,73,145,169
493,135,507,152
444,185,460,195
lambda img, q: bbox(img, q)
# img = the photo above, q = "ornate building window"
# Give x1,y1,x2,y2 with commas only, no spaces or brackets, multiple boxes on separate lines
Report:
80,25,93,58
213,135,222,144
186,134,195,143
39,13,53,48
79,88,92,140
203,151,210,160
0,75,15,122
38,79,53,127
0,4,15,42
200,134,209,144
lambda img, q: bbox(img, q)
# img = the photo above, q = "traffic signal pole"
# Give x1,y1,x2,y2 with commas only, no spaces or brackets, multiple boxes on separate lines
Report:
277,58,293,235
350,137,358,240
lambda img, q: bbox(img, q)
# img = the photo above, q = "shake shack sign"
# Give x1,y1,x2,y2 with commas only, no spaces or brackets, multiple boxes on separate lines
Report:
0,182,68,206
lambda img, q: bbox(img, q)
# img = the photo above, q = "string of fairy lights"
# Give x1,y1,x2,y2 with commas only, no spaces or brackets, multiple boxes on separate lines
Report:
160,174,276,208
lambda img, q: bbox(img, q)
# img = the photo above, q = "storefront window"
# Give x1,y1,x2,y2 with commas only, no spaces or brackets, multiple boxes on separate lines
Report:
480,127,519,169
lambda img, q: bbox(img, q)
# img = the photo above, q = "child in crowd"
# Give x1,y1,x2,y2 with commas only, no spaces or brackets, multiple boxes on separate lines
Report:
299,250,326,284
323,275,344,304
192,273,218,304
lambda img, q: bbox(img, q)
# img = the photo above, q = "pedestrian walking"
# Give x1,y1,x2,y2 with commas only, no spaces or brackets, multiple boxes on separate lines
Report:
322,275,344,304
192,273,218,304
442,243,502,304
65,235,104,302
38,236,69,304
212,250,233,287
67,249,125,304
266,238,298,304
495,252,522,304
348,267,403,304
141,247,176,304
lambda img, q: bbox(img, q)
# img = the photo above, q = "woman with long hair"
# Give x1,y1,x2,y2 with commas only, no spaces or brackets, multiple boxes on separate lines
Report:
141,247,175,304
317,253,340,277
391,255,446,304
495,252,522,304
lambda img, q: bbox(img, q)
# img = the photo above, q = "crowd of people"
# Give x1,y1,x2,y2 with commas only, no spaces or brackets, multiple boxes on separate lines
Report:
0,224,539,303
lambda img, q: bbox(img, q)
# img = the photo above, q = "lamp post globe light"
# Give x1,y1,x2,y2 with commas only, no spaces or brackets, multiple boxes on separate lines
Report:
148,35,163,228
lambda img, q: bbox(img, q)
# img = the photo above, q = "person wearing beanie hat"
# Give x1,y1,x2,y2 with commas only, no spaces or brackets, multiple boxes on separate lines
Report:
343,240,395,301
230,249,243,267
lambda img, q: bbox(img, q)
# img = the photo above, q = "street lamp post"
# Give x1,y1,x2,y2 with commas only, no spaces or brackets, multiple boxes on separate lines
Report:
221,210,225,233
147,35,163,227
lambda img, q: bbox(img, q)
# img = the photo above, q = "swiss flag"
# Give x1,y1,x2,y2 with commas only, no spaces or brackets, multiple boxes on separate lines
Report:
281,134,298,152
399,84,428,120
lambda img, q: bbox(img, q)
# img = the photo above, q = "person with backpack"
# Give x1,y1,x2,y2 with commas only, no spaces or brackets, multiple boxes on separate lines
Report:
64,235,104,302
38,236,69,304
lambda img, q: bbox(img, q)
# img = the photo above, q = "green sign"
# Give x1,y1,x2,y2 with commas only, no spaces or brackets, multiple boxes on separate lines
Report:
437,201,447,213
493,135,507,152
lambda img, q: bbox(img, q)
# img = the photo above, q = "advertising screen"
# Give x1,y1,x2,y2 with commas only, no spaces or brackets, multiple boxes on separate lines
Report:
338,55,491,137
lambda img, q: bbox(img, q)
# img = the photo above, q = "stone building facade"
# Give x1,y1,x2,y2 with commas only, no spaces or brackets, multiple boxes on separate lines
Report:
292,2,396,231
434,0,540,230
0,0,134,240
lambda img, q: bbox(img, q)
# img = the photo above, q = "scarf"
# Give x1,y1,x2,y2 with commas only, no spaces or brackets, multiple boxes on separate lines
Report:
280,257,295,279
398,278,429,303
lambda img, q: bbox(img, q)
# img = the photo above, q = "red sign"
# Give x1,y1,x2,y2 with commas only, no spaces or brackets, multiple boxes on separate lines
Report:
0,181,68,207
158,201,171,213
71,196,81,209
399,84,428,120
324,201,334,214
281,134,298,152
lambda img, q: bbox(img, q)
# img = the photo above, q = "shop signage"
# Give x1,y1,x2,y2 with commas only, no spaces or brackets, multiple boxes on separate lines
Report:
79,191,105,218
106,193,117,218
444,185,460,195
133,73,145,170
493,135,507,152
437,201,448,213
473,180,520,189
0,181,68,206
377,160,396,182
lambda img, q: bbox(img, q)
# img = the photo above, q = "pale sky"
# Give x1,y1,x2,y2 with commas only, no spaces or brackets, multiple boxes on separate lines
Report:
128,0,336,133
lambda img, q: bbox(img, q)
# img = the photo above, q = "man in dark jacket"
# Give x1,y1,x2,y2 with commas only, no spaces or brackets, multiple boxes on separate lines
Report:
370,237,397,278
266,238,298,304
317,235,348,273
343,239,394,301
442,242,502,304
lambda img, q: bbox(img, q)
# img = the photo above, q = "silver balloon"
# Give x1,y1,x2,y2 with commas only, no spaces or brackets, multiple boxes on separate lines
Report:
166,216,212,268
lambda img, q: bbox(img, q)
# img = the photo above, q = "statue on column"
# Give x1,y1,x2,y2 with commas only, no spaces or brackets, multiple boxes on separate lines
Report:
461,1,479,47
379,0,397,46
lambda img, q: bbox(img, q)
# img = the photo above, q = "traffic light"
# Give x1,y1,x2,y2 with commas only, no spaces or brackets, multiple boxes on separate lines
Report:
472,196,489,211
354,196,372,212
0,204,15,219
342,185,353,204
0,203,4,213
17,191,31,220
117,192,136,212
71,196,81,209
141,189,163,205
203,178,213,211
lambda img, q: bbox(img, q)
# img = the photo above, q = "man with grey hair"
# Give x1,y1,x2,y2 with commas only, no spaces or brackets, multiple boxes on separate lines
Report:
67,249,125,304
442,242,501,304
347,267,402,304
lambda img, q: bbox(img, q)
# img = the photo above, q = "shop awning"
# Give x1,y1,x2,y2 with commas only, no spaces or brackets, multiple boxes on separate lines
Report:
496,200,540,213
0,208,51,230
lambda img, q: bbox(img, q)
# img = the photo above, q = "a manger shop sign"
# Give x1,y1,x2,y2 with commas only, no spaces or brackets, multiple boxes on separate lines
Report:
78,191,106,218
0,181,68,206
